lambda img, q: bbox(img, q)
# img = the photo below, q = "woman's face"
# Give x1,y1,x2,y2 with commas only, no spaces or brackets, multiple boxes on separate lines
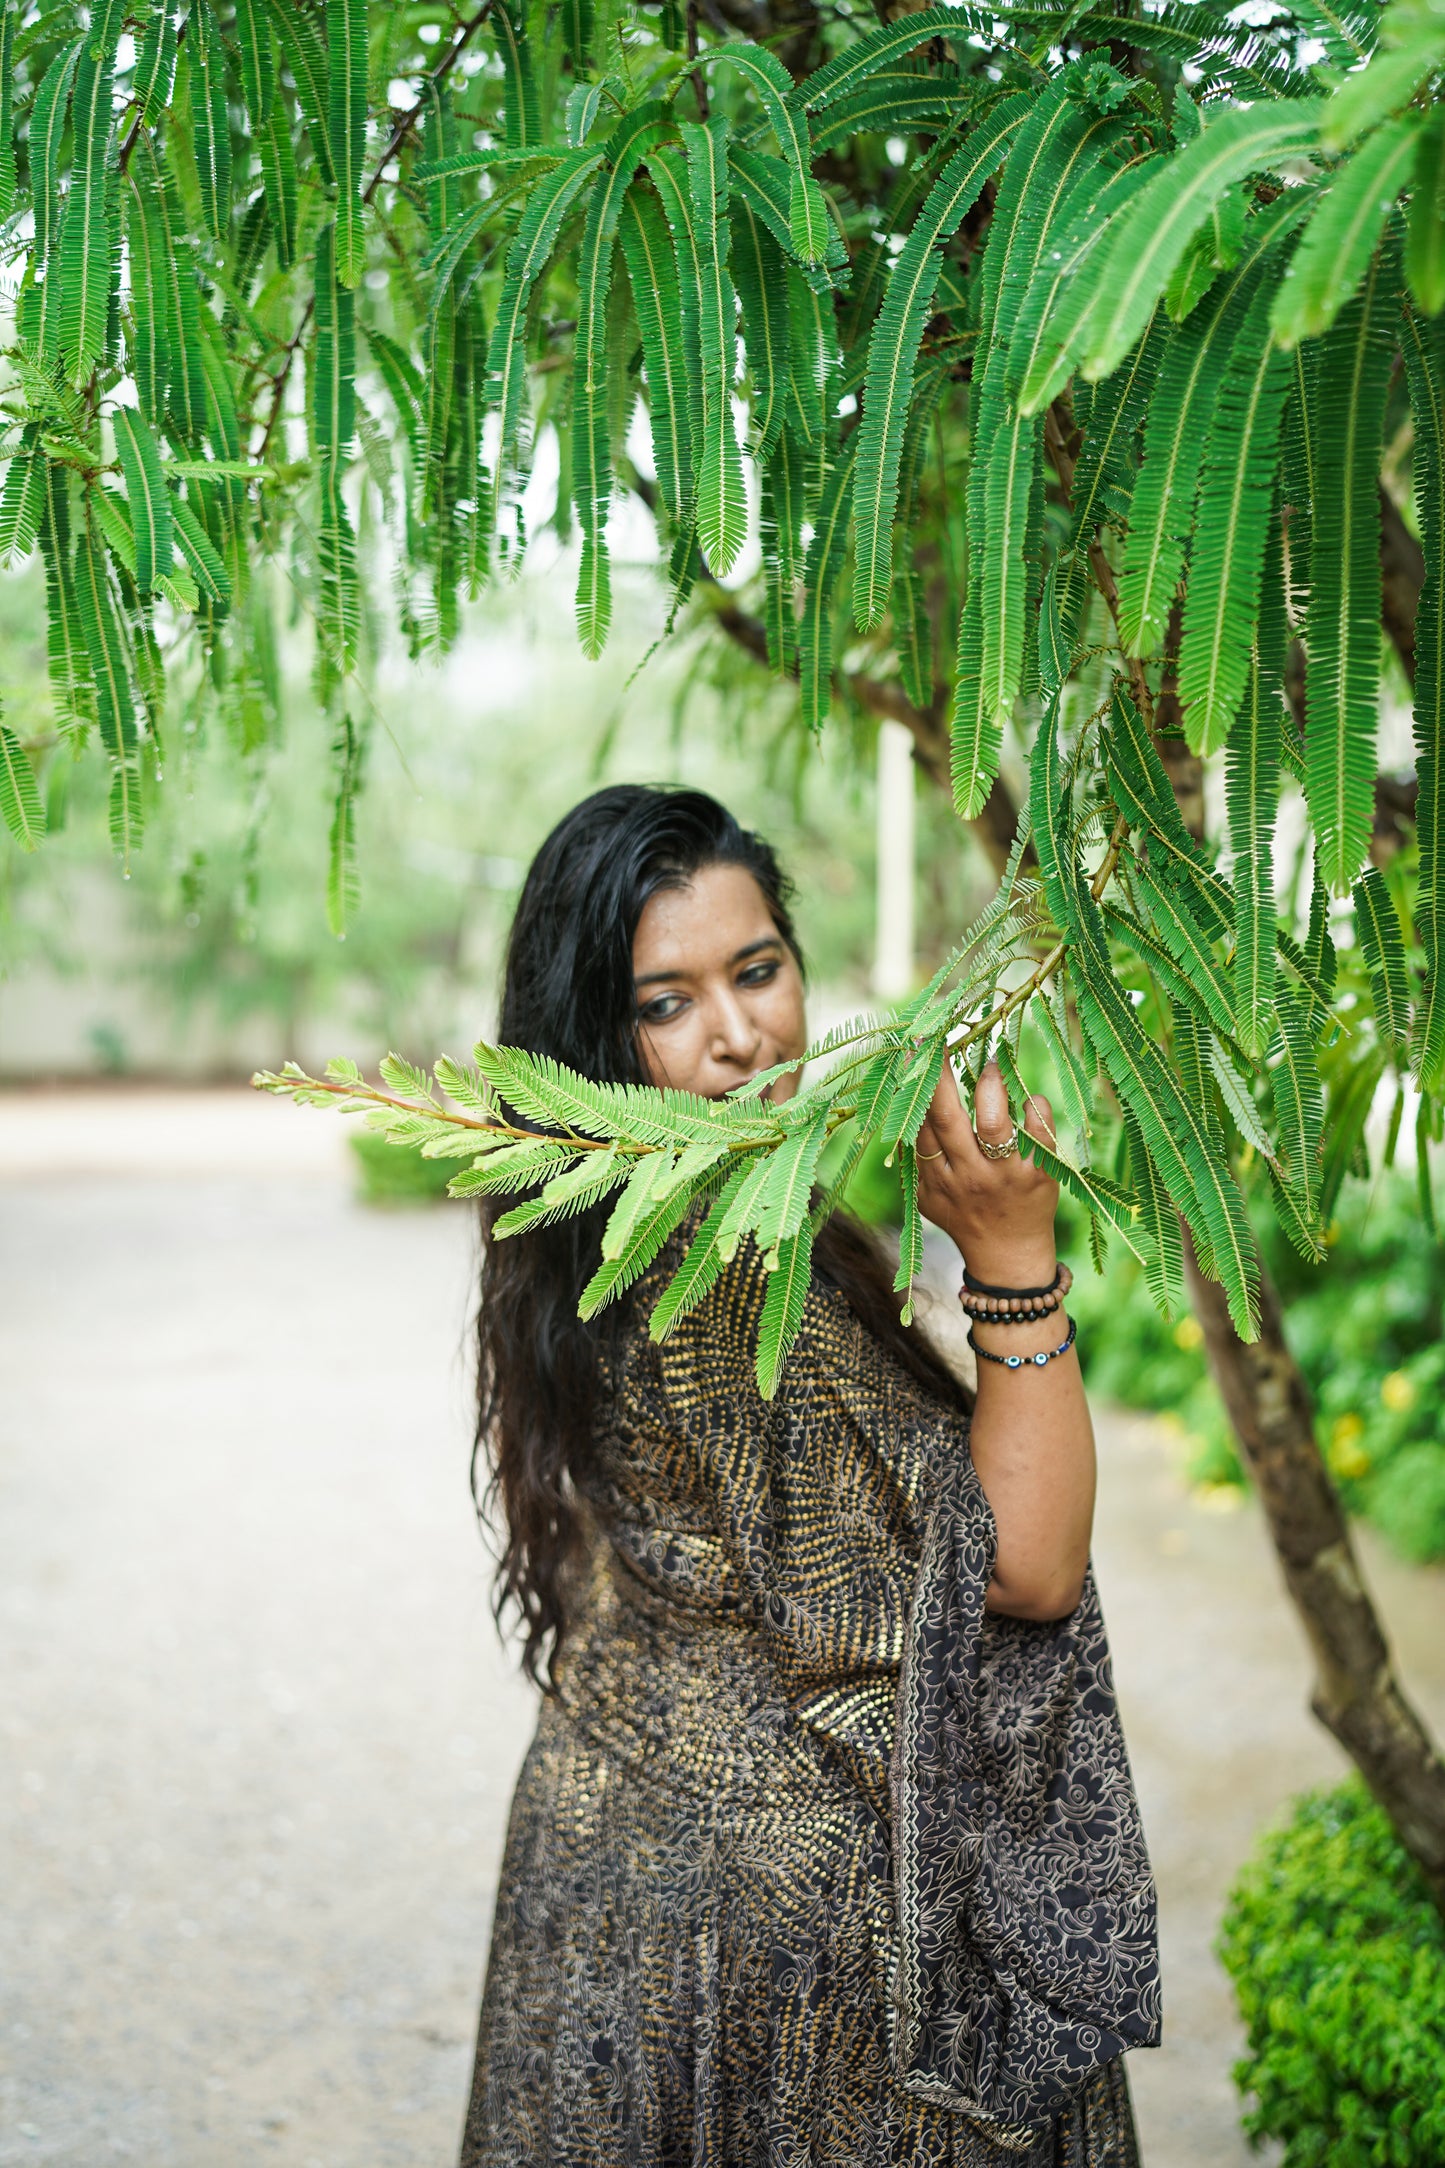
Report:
632,864,806,1102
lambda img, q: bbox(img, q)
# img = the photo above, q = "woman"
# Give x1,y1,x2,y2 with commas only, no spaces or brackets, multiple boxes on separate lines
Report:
461,785,1159,2167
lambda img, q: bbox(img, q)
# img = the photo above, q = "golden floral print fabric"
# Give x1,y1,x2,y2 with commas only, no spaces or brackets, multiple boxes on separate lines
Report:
461,1237,1159,2166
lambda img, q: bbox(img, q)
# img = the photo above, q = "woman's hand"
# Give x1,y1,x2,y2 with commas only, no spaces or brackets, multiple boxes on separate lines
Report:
914,1055,1060,1283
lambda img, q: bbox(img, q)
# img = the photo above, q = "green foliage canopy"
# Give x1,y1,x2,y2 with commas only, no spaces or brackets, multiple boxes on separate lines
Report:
2,0,1443,1386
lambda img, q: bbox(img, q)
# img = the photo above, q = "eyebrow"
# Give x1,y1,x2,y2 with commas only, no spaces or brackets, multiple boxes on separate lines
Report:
634,935,784,989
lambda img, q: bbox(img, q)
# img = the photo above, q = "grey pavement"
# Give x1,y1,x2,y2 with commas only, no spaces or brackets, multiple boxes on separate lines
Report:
2,1089,1441,2167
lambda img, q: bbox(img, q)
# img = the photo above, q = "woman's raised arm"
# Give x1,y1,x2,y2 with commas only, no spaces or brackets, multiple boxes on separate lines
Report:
914,1058,1095,1622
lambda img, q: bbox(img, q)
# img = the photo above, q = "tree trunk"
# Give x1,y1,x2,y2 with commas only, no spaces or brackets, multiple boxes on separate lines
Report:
1183,1233,1445,1917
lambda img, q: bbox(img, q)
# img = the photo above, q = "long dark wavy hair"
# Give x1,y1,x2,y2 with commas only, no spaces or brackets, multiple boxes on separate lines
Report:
474,783,969,1686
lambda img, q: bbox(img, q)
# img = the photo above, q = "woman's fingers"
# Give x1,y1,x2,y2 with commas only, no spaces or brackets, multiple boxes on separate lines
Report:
971,1058,1015,1150
1023,1089,1057,1150
924,1058,978,1166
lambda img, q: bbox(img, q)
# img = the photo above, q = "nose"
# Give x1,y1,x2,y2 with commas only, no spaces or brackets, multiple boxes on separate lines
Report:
708,988,762,1069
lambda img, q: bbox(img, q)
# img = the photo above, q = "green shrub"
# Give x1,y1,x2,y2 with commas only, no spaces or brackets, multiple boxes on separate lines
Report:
349,1129,456,1205
1218,1779,1445,2167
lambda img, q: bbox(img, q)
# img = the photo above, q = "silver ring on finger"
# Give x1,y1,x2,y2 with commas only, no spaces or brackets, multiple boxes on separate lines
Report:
976,1126,1019,1161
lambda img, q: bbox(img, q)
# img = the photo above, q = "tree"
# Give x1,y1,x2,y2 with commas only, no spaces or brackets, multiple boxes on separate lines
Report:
3,0,1444,1905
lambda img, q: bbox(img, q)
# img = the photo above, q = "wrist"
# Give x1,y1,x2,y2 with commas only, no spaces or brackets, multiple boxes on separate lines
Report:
956,1239,1059,1285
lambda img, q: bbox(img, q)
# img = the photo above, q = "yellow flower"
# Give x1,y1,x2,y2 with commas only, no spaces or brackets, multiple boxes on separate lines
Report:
1173,1315,1204,1351
1380,1371,1416,1414
1327,1413,1371,1481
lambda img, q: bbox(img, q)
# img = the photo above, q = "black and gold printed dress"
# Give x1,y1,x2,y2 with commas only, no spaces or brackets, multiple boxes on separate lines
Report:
461,1230,1160,2167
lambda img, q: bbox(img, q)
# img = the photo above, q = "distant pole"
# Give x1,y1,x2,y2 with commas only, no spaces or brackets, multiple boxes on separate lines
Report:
873,720,916,1002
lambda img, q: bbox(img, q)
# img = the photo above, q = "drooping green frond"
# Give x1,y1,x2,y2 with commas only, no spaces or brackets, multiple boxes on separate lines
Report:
852,98,1027,631
74,522,137,771
580,1181,698,1321
648,1164,754,1341
1117,202,1310,656
0,435,45,568
1305,244,1392,894
190,0,233,242
1012,155,1161,416
798,438,857,732
326,715,362,936
328,0,369,285
1126,856,1236,1034
1121,1108,1184,1318
484,148,605,508
265,0,333,184
58,8,121,386
112,408,172,594
492,0,541,152
1271,118,1418,347
796,5,972,111
756,1218,815,1398
573,107,669,657
1406,105,1445,317
38,464,91,734
1176,279,1292,753
620,187,694,526
1353,864,1411,1055
811,74,964,155
0,716,44,852
1076,101,1324,381
1403,302,1445,1086
761,432,804,673
171,493,231,608
0,5,14,222
680,119,746,578
235,0,275,127
134,2,178,123
730,195,789,460
706,42,829,267
1226,528,1285,1056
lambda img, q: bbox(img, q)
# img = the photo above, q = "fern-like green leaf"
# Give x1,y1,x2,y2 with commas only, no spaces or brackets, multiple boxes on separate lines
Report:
191,0,232,242
730,194,789,460
706,42,830,268
761,432,804,673
328,0,367,285
171,492,230,607
265,0,331,182
485,148,604,509
1176,279,1292,753
1117,201,1310,657
1403,302,1445,1086
59,5,122,387
134,1,177,123
798,437,857,732
620,186,693,526
580,1181,696,1321
852,98,1028,631
0,3,15,221
73,522,136,764
31,39,81,365
572,108,668,658
1305,244,1393,893
326,715,362,936
1353,864,1411,1054
0,717,44,852
1121,1108,1184,1318
37,463,91,734
1406,105,1445,318
234,0,274,127
679,120,746,577
112,407,172,594
754,1103,830,1254
0,436,45,568
1078,101,1324,381
649,1164,752,1340
1226,528,1285,1056
756,1218,814,1399
1272,118,1417,348
893,1145,923,1324
797,6,971,111
492,0,541,152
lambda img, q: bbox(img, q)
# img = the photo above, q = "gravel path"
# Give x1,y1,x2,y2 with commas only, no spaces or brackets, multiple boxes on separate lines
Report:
3,1089,1442,2167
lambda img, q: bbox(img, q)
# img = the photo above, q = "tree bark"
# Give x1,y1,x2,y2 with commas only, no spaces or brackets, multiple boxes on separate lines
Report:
1183,1233,1445,1916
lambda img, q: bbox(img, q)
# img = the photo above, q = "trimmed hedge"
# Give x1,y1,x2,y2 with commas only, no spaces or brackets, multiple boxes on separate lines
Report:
1218,1779,1445,2166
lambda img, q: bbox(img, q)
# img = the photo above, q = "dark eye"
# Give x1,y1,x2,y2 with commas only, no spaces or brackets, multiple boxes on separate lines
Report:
639,993,686,1025
738,959,781,988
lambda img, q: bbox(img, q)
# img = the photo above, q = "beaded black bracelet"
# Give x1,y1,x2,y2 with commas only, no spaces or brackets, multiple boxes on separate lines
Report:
970,1315,1077,1370
959,1262,1073,1322
961,1263,1064,1300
